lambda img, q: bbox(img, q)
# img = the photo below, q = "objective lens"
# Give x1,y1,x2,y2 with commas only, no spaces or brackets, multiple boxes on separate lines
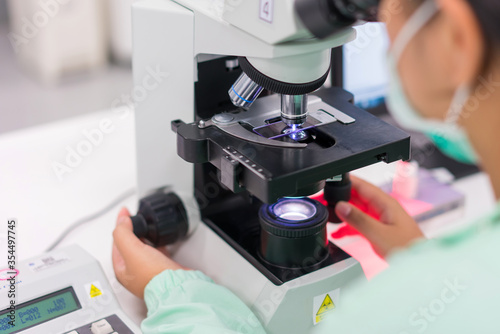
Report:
228,72,264,110
281,94,308,126
259,197,328,268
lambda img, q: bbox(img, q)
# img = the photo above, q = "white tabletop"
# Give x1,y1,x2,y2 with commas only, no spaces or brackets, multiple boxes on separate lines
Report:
0,107,146,325
0,107,496,326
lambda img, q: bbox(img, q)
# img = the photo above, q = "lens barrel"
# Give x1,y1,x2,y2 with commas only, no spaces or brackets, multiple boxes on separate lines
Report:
259,198,329,268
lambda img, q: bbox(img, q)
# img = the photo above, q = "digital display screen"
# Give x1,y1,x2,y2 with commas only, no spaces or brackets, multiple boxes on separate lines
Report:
0,287,81,334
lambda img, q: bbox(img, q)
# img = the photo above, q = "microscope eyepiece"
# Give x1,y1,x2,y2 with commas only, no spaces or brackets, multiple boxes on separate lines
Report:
295,0,379,39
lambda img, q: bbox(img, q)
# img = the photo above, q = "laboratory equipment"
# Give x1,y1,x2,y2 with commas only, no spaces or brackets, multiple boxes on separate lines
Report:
131,0,409,333
0,245,140,334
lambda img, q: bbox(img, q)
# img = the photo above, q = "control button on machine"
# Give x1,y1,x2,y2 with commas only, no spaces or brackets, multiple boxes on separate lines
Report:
90,319,114,334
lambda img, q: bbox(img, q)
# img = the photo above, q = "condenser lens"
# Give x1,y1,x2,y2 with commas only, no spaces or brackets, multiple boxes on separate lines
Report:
259,197,329,268
272,199,317,221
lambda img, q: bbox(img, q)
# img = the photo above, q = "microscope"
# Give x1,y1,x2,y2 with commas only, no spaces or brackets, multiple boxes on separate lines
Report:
131,0,409,333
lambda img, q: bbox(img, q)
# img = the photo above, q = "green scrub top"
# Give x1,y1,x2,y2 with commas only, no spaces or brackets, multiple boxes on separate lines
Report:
141,203,500,333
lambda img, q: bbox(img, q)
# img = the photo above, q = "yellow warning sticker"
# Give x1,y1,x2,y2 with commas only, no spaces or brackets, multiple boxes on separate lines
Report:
84,281,104,300
315,294,335,323
313,289,340,325
90,284,102,298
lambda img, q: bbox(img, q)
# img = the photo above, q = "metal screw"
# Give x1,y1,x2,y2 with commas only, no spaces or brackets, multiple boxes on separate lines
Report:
225,58,239,71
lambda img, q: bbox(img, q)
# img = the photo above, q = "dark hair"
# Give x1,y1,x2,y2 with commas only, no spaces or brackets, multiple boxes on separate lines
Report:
408,0,500,62
467,1,500,48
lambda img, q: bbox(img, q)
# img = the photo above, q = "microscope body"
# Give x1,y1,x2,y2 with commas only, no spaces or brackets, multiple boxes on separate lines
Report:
133,0,356,200
133,1,408,333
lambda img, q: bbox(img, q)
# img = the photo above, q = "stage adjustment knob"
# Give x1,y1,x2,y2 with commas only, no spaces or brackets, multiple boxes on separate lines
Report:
324,173,352,224
130,192,188,246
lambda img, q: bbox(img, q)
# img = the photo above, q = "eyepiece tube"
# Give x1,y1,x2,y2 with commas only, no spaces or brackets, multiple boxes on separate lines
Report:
295,0,379,39
228,72,264,110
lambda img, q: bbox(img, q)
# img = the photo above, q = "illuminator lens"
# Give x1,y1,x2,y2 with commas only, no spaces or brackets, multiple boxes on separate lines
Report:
259,197,329,268
272,198,317,221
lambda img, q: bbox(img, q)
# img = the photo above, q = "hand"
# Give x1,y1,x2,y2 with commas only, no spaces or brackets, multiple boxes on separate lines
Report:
112,208,189,299
334,176,424,258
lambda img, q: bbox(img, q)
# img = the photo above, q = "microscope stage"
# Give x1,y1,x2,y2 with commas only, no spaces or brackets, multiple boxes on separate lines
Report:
174,87,410,204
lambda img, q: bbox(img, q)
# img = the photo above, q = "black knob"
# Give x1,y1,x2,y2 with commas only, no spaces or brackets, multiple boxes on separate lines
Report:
131,192,189,246
324,173,352,223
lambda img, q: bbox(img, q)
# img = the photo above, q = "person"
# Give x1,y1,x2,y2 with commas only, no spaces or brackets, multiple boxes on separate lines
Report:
112,0,500,332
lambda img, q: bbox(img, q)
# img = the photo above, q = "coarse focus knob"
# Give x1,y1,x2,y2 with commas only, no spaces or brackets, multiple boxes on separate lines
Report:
324,173,352,223
130,192,188,246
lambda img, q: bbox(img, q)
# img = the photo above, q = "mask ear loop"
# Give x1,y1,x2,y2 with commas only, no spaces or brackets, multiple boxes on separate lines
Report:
445,85,472,124
391,0,440,62
430,84,471,141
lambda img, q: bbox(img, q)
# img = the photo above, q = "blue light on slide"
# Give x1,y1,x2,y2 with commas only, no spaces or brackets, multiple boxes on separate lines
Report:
343,23,390,109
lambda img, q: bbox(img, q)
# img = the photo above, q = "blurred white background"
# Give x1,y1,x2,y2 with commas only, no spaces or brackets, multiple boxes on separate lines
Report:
0,0,136,133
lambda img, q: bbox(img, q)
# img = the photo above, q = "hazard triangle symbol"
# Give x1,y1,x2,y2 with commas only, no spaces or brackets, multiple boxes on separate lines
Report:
90,284,102,298
316,294,335,323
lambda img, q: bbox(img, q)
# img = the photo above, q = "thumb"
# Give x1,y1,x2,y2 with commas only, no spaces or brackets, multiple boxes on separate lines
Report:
335,201,386,247
113,216,147,264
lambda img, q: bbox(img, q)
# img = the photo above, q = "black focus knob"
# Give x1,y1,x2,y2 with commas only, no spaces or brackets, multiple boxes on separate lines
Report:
130,192,188,246
324,173,352,224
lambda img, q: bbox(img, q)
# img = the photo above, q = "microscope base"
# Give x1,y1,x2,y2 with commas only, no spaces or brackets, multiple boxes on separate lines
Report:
170,221,363,334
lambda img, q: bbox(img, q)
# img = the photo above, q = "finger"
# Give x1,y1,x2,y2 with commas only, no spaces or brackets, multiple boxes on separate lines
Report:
335,201,387,246
118,207,131,219
348,192,369,213
350,176,398,219
113,216,148,267
351,176,390,207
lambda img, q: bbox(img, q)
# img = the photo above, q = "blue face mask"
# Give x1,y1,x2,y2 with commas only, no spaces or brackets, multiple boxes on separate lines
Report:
385,0,479,165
